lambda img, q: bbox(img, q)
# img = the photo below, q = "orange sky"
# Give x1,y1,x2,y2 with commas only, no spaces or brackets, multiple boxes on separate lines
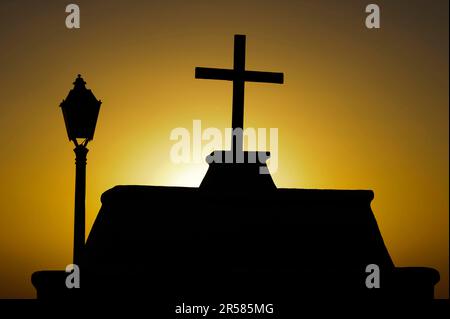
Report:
0,0,448,298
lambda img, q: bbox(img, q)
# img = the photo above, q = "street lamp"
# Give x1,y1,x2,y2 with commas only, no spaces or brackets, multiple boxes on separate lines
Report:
60,74,101,267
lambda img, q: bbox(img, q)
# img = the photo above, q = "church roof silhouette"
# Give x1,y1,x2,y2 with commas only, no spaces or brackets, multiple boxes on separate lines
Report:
32,35,439,311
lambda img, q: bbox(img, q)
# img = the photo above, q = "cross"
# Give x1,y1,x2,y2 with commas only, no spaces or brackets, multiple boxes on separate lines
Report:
195,34,284,155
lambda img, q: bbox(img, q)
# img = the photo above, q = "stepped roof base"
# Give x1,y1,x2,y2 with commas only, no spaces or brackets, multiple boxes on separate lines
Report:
32,151,440,307
33,185,439,304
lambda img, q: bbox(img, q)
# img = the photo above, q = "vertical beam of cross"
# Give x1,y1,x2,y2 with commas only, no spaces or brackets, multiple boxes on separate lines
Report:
232,35,245,134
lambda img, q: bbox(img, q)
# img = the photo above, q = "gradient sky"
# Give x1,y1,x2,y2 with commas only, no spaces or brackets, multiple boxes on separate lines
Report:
0,0,448,298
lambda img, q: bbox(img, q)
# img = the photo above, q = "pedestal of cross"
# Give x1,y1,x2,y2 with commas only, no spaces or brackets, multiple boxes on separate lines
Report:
195,35,284,191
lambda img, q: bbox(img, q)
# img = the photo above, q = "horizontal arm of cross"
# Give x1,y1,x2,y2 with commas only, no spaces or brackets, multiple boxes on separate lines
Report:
244,70,284,84
195,67,235,81
195,67,284,84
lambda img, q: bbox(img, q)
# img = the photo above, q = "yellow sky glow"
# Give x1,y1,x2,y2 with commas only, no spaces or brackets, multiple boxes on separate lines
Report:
0,0,448,298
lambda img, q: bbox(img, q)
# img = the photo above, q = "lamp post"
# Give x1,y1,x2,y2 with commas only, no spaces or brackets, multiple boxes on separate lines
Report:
60,74,101,267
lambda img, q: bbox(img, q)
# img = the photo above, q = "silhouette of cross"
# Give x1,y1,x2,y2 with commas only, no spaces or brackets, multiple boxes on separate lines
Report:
195,34,284,153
